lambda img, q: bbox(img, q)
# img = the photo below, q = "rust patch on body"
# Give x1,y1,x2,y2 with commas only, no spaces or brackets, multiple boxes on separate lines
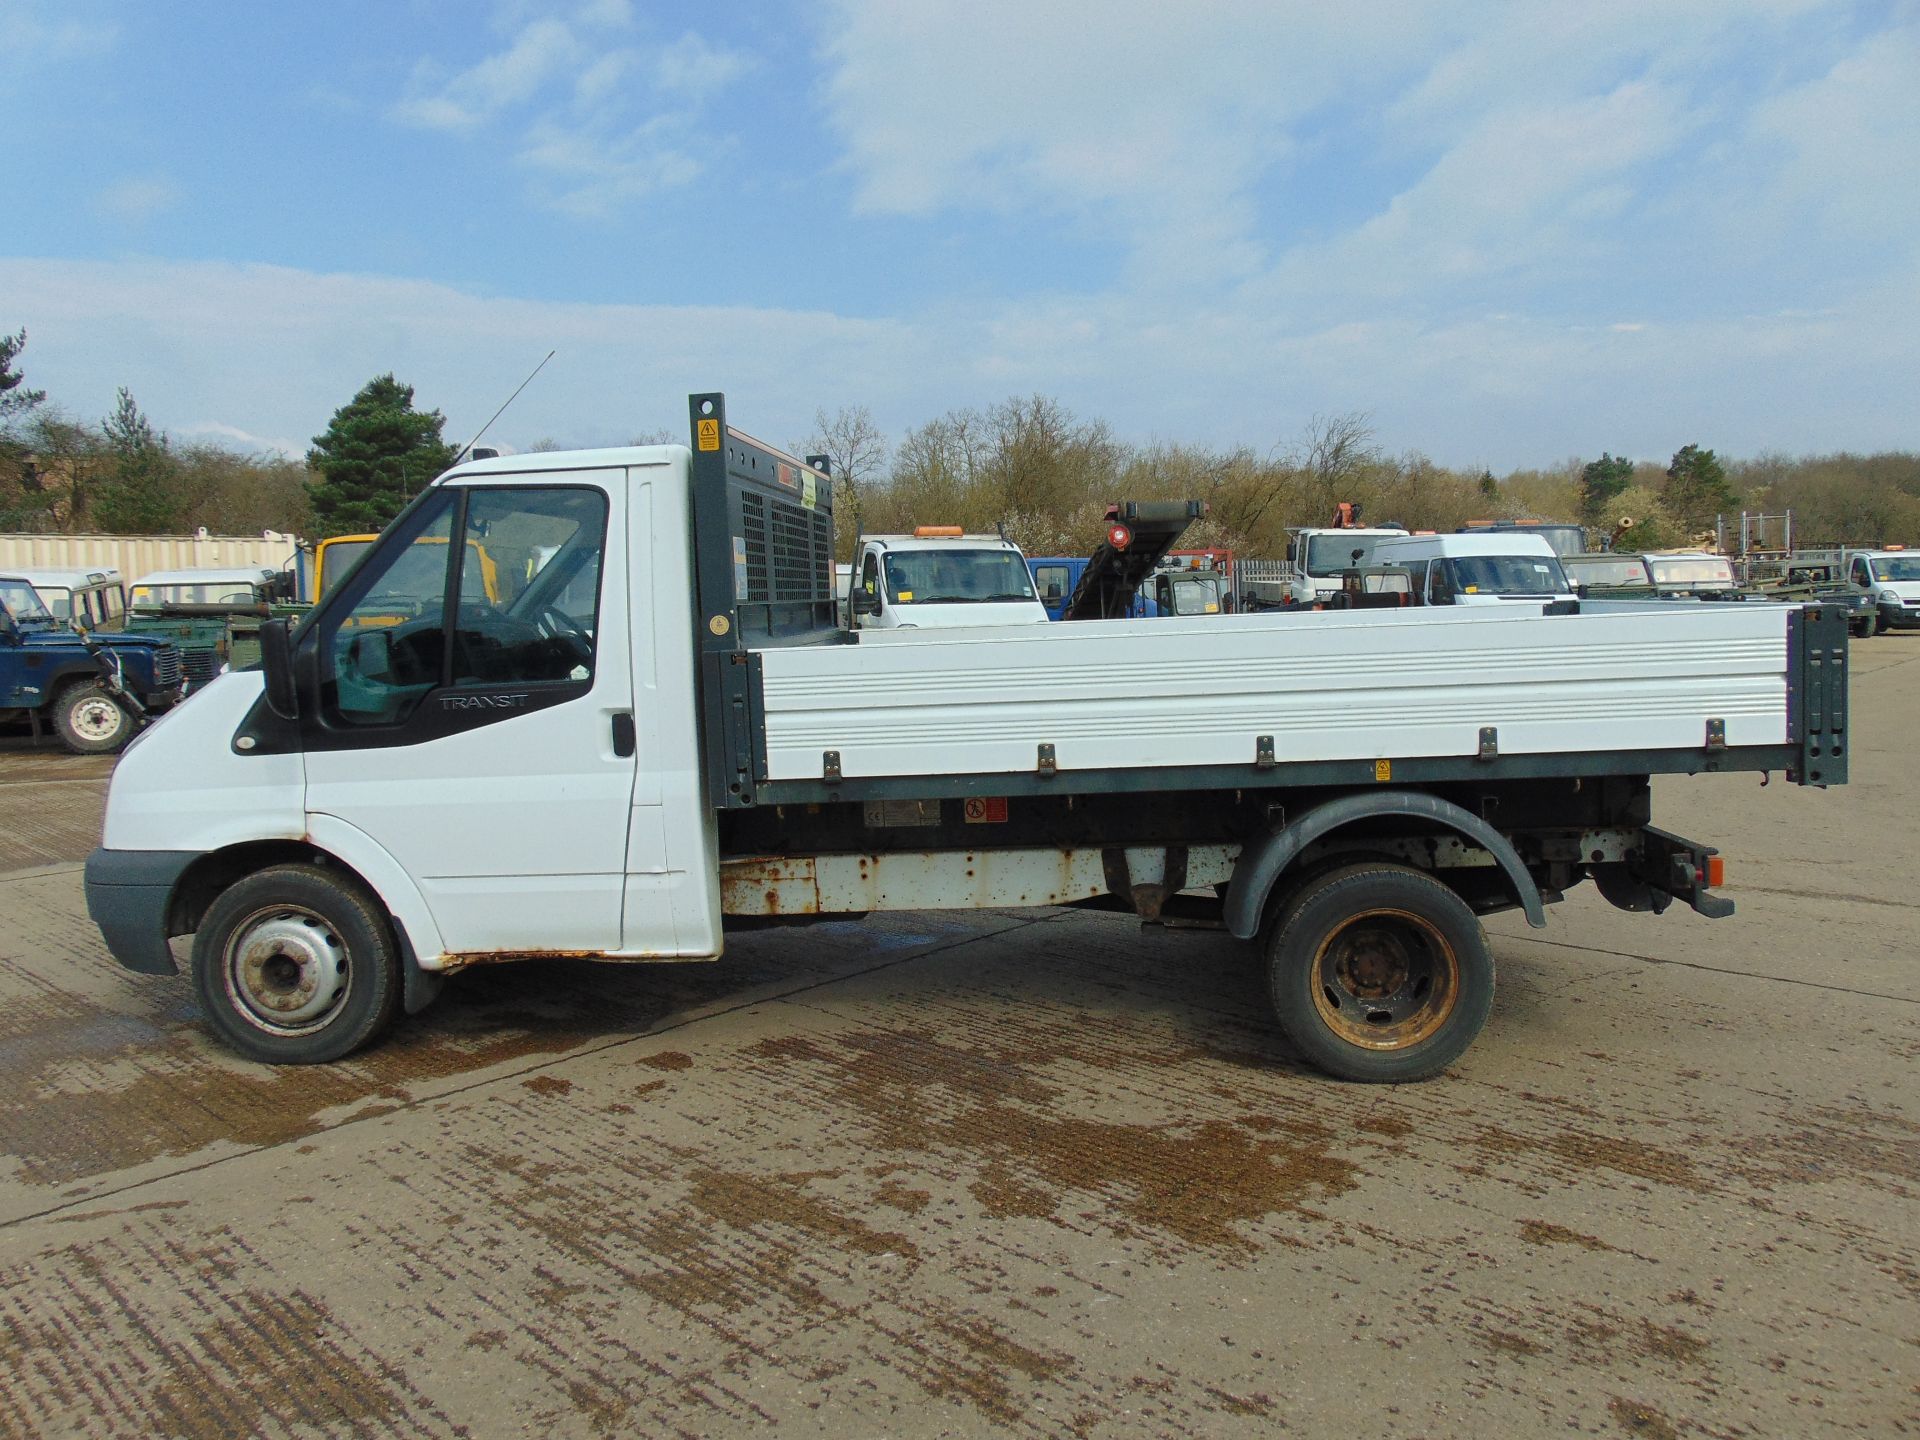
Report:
638,1050,693,1071
522,1074,573,1097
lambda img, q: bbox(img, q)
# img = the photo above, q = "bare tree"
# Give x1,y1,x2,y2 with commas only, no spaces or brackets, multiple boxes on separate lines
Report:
805,404,890,559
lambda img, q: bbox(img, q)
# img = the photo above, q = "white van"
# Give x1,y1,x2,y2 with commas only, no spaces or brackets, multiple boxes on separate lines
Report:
1846,549,1920,632
1367,534,1575,606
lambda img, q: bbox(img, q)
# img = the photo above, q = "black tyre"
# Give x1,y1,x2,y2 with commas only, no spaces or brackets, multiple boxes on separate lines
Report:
1265,863,1493,1083
1851,617,1873,638
1875,612,1890,635
52,680,135,754
191,863,401,1064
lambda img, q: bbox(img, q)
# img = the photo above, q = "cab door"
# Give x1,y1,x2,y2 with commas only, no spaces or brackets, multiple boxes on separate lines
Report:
301,474,636,955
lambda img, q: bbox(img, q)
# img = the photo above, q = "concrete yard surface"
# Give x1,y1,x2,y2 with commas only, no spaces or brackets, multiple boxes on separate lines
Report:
0,644,1915,1438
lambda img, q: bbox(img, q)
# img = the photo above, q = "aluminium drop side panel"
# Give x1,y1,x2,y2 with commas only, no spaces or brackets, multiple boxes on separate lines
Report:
752,603,1794,782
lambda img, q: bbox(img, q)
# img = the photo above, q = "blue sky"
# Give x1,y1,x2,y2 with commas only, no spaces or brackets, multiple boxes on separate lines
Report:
3,0,1916,470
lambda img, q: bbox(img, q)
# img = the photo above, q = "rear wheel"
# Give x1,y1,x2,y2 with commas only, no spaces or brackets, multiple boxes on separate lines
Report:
1850,617,1872,638
1265,864,1493,1082
52,679,135,754
191,864,401,1064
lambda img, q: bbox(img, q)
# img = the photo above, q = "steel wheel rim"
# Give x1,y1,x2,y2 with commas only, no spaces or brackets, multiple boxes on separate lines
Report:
1309,906,1460,1051
70,696,124,742
223,905,351,1036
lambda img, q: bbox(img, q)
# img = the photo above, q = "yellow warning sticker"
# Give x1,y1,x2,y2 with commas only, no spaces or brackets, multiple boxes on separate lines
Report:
897,590,914,601
696,418,720,451
1374,758,1392,782
802,472,817,508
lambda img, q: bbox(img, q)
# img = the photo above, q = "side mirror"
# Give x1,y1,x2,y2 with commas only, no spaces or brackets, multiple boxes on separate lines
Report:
852,589,881,618
259,618,300,720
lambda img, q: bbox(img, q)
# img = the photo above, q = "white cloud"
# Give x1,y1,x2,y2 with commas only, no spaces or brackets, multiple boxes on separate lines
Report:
1746,20,1920,238
388,4,749,215
4,254,1914,475
0,0,116,75
176,421,304,459
392,18,581,134
91,175,182,225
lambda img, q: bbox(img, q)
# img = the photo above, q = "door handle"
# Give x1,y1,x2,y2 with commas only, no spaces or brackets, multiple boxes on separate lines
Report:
610,711,636,757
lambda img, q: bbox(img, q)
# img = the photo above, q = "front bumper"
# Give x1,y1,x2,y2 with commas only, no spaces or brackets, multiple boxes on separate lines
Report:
83,848,199,975
1878,603,1920,630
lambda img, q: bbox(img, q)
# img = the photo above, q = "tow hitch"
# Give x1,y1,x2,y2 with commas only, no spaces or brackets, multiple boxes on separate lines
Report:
1592,826,1733,918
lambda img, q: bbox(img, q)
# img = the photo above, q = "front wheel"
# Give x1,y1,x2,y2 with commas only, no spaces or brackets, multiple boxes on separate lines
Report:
1851,618,1872,639
191,863,402,1063
1265,864,1494,1082
52,680,135,754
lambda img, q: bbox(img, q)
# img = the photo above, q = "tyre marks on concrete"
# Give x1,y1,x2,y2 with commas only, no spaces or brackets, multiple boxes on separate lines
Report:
0,912,1914,1437
0,745,111,868
0,873,1022,1218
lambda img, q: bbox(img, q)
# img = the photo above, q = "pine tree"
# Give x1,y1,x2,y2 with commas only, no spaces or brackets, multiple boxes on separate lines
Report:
1663,444,1736,534
0,329,47,429
96,387,181,533
305,374,455,536
1579,453,1634,525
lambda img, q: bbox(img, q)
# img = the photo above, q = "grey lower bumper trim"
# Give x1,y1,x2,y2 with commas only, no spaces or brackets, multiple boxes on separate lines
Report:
84,848,200,976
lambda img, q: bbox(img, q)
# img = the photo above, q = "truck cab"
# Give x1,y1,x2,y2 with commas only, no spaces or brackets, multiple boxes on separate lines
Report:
1367,533,1576,606
852,530,1048,628
1284,525,1410,604
1847,549,1920,631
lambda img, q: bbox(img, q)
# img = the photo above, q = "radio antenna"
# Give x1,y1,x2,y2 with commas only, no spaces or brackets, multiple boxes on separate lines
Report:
450,350,555,465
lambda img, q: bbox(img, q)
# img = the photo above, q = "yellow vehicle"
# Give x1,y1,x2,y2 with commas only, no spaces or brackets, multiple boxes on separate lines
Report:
308,534,501,628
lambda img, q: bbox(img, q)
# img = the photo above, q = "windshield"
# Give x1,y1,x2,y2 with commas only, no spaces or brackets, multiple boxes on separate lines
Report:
1872,556,1920,582
132,581,263,606
1568,557,1651,586
1647,556,1735,586
318,539,374,593
1447,555,1571,597
1167,576,1221,614
1304,534,1398,575
0,579,54,622
883,549,1037,604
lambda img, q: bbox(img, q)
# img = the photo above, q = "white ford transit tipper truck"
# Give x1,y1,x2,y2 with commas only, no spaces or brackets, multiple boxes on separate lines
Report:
84,395,1850,1082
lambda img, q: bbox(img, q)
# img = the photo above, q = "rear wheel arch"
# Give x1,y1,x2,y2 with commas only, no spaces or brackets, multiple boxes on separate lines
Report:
1225,791,1546,940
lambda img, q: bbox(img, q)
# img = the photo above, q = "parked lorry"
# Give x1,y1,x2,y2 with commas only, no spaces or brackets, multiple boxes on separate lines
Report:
1239,507,1410,609
1,575,185,752
851,529,1048,627
83,395,1849,1083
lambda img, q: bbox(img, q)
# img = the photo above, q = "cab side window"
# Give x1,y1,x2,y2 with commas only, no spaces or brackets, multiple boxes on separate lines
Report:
1426,560,1454,605
1852,558,1871,587
321,494,459,725
447,487,606,688
318,485,609,728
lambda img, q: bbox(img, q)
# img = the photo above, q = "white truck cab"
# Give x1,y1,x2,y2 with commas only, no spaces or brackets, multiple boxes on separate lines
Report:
1846,549,1920,631
851,529,1049,628
1368,533,1575,606
1284,526,1410,604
